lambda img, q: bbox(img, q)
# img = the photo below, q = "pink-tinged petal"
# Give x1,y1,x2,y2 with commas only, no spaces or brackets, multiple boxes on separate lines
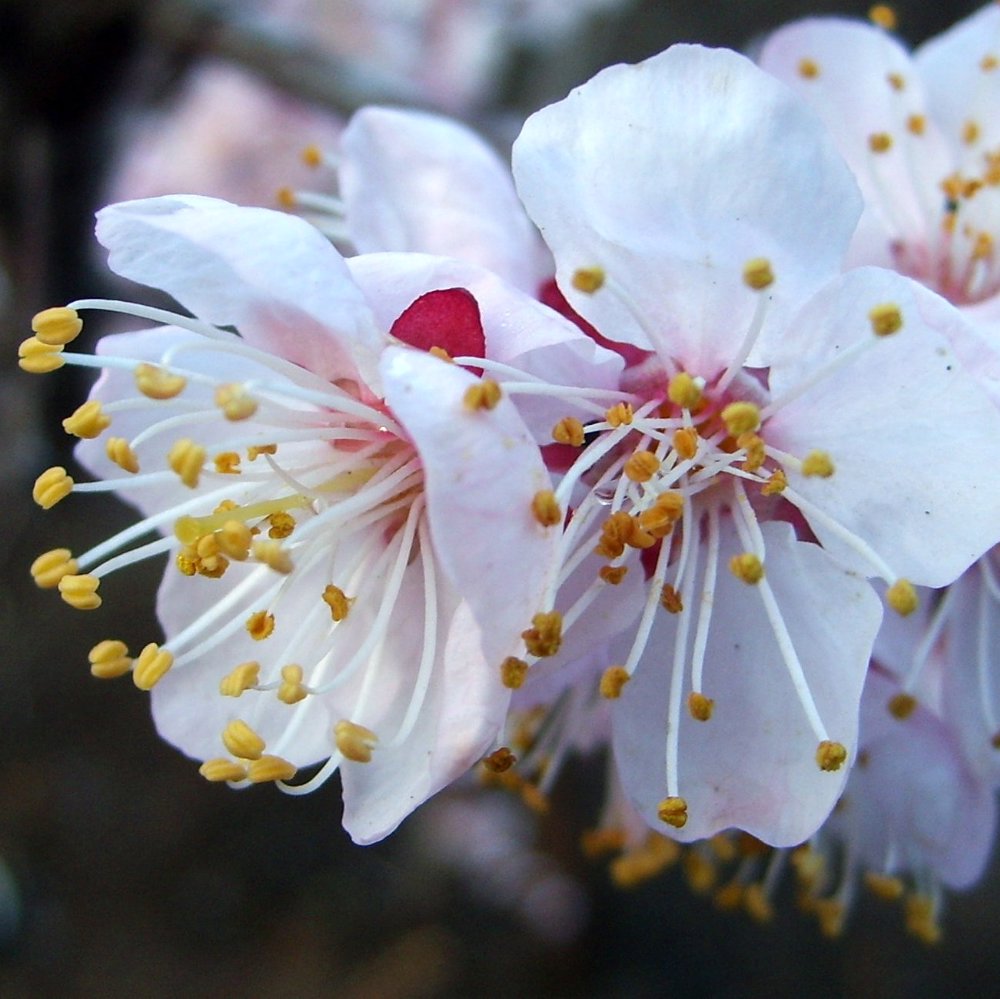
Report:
381,345,558,664
95,196,384,386
916,4,1000,152
940,554,1000,785
766,268,1000,586
833,668,997,889
389,287,485,360
759,19,954,260
512,44,861,373
340,107,549,293
352,253,623,438
342,594,509,844
613,519,880,846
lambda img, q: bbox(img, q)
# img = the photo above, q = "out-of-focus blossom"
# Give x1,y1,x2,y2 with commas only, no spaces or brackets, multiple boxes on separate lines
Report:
20,195,622,843
759,5,1000,338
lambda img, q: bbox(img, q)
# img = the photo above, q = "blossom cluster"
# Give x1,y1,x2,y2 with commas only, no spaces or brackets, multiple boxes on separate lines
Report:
21,3,1000,941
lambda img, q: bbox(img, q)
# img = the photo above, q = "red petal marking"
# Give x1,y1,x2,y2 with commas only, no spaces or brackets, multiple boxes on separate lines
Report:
390,288,486,362
538,278,651,369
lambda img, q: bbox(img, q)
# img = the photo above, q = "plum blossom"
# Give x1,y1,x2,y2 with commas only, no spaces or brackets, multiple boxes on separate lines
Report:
20,194,619,844
497,44,1000,847
758,5,1000,338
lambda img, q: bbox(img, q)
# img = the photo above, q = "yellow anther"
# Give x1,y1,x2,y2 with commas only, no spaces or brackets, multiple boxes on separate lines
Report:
888,691,917,719
531,489,562,527
623,449,661,483
868,132,893,153
463,379,502,411
216,520,252,560
816,739,848,771
972,231,994,260
685,850,719,893
729,552,764,585
246,609,275,640
672,426,699,460
571,266,605,293
33,466,73,509
714,882,745,911
762,468,787,495
247,755,297,783
738,432,766,472
721,401,760,436
904,894,941,945
868,4,897,29
334,719,378,762
981,54,999,72
88,639,132,679
864,871,905,901
253,539,294,574
743,257,775,290
219,661,260,697
907,114,926,135
276,186,296,209
214,382,259,421
743,883,774,923
791,844,825,888
278,664,308,704
17,336,65,373
657,796,688,829
105,436,139,473
580,826,627,859
199,759,249,782
301,142,323,167
594,510,633,559
222,719,266,760
668,371,703,409
801,450,835,477
599,565,629,585
62,400,110,439
551,416,585,446
31,548,78,589
134,363,187,400
132,643,173,690
322,584,353,622
428,345,453,362
247,443,278,461
500,656,529,689
521,611,563,658
612,835,681,888
660,584,684,613
58,573,101,610
482,747,517,773
815,897,846,938
168,438,206,488
214,452,241,474
886,578,918,616
605,402,634,427
599,665,630,699
797,57,820,79
886,71,906,91
31,306,82,346
962,119,981,146
869,302,903,336
637,505,675,539
267,512,296,539
687,691,715,721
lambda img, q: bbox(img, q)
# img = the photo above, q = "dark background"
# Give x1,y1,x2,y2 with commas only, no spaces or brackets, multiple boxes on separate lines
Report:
0,1,992,996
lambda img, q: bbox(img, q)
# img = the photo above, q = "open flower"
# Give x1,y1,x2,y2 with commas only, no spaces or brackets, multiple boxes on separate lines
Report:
499,44,1000,846
23,194,586,843
758,5,1000,338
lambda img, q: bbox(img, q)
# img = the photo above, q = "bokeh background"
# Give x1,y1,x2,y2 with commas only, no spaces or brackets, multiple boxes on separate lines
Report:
0,1,994,995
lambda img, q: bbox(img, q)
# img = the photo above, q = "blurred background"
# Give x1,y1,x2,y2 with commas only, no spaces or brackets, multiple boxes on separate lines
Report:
0,1,994,995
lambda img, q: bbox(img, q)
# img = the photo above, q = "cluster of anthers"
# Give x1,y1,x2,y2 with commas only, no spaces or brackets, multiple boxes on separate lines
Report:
468,257,920,836
21,298,446,790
